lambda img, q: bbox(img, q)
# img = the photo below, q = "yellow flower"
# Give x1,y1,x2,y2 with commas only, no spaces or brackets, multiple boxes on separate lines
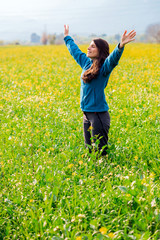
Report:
108,232,115,238
141,178,146,184
79,161,83,165
134,156,138,160
126,194,131,197
149,173,155,179
50,147,54,151
88,126,93,130
67,164,74,169
76,237,82,240
99,227,108,234
72,172,77,176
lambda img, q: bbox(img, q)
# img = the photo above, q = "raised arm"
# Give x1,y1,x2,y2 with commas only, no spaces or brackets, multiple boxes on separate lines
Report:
102,30,136,74
64,25,90,69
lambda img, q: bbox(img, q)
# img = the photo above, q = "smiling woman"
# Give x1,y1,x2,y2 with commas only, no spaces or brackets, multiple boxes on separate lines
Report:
83,38,110,83
87,41,99,59
64,24,136,155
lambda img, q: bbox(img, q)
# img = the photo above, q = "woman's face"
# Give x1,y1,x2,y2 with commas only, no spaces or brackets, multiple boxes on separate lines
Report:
87,41,99,59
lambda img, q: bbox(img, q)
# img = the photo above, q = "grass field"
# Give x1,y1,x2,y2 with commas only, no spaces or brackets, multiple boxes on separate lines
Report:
0,43,160,240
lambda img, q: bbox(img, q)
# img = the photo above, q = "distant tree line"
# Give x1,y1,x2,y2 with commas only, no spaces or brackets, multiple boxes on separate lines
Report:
0,23,159,45
30,32,64,45
145,23,160,43
39,23,160,45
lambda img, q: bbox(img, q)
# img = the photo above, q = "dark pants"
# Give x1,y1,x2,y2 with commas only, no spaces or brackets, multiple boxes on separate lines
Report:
83,111,110,155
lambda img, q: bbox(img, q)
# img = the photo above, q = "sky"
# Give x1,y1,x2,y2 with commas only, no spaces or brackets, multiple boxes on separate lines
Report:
0,0,160,41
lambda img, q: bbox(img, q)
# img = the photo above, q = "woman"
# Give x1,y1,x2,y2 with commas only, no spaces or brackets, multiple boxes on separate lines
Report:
64,25,136,155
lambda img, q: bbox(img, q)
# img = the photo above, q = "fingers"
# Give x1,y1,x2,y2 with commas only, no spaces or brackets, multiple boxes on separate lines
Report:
64,24,69,36
64,24,68,31
123,30,127,36
131,32,136,38
64,24,69,30
127,30,136,38
123,29,136,38
128,30,136,35
128,38,136,42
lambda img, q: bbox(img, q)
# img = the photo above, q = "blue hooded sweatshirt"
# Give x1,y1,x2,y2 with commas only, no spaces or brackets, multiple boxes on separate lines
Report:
64,36,124,112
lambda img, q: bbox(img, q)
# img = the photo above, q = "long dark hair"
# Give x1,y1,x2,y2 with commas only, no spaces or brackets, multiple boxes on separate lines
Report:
82,38,110,83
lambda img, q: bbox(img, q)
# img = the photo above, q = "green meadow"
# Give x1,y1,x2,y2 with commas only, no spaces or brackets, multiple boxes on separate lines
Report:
0,43,160,239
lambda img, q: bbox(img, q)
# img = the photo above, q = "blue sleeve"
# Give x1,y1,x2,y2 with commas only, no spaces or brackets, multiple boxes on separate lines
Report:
102,43,124,75
64,36,90,69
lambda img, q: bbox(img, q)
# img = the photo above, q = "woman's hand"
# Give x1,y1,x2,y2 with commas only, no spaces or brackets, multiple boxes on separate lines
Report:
64,25,69,37
119,30,136,48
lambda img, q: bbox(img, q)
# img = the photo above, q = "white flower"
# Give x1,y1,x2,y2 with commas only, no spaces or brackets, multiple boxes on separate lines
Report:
151,199,156,207
79,179,83,185
78,214,85,218
33,179,37,185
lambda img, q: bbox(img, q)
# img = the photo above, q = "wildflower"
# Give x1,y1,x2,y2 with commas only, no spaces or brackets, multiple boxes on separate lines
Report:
134,156,138,160
99,227,108,234
76,237,82,240
43,221,47,227
103,176,108,179
71,216,76,222
67,164,74,169
78,214,85,218
108,172,113,176
141,178,146,184
79,179,83,185
72,172,77,176
79,161,83,165
53,226,60,231
126,194,131,197
108,232,115,238
50,147,54,151
151,199,156,207
88,126,93,130
149,173,155,179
